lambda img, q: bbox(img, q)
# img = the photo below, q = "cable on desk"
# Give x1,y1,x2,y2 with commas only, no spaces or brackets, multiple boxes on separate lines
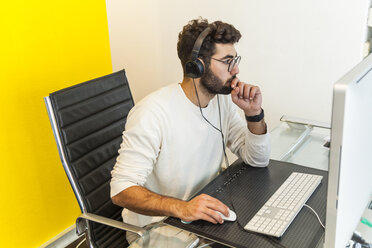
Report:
304,204,325,229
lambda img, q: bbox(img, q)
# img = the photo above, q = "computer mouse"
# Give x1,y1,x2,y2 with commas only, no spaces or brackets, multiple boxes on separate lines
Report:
217,209,237,221
181,220,192,224
180,209,237,224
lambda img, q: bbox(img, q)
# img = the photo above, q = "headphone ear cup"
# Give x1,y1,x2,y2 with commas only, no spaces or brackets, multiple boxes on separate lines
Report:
185,59,204,78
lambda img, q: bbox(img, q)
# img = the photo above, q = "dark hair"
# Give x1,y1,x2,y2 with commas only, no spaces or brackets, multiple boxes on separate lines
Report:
177,18,242,76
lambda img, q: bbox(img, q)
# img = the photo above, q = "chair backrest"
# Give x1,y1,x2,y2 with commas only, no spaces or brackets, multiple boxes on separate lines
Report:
45,70,134,247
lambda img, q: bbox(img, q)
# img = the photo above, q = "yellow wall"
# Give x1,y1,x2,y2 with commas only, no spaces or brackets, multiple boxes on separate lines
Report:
0,1,112,247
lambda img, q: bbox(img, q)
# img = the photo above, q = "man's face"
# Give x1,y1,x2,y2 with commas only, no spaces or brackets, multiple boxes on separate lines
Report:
200,43,239,95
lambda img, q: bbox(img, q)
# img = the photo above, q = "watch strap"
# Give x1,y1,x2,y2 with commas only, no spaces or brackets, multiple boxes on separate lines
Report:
245,108,264,122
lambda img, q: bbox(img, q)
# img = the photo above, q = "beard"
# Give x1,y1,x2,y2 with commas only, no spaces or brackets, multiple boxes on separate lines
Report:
200,68,235,95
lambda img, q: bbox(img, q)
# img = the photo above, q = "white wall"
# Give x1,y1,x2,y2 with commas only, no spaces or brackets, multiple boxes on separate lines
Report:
106,0,370,130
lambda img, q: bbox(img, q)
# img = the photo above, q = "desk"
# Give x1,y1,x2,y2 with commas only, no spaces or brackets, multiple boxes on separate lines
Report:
270,118,329,171
129,118,369,247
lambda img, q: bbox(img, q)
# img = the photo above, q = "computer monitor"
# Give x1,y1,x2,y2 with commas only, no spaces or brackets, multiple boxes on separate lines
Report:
325,54,372,247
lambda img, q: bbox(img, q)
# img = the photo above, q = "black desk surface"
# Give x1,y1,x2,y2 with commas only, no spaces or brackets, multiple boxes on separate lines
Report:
164,159,328,248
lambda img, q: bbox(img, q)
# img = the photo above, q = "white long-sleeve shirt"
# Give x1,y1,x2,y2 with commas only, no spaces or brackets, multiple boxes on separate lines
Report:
110,83,270,227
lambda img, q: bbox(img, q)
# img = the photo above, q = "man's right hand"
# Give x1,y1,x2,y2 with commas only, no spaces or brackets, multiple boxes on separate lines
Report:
176,193,230,224
112,186,230,224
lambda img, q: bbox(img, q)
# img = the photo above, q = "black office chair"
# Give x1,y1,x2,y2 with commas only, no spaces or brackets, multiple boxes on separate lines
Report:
44,70,145,248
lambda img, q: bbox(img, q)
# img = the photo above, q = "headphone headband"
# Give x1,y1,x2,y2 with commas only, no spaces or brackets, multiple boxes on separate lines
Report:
190,26,212,61
185,26,212,78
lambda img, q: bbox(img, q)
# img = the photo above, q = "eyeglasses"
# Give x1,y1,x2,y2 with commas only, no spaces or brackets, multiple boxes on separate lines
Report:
211,55,241,72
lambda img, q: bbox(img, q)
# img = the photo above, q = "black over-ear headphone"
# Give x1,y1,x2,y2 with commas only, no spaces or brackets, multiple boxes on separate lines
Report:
185,26,212,78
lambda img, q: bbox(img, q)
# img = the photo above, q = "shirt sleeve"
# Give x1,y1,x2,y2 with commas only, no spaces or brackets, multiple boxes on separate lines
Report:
226,102,271,167
110,103,163,197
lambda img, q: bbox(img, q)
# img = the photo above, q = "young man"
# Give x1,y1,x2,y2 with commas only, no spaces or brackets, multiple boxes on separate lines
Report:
110,18,270,243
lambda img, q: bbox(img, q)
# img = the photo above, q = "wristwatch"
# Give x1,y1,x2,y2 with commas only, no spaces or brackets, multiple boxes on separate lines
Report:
245,108,264,122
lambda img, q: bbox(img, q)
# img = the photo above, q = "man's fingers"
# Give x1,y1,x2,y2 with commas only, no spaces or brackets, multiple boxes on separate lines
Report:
230,77,240,89
235,82,258,101
231,86,239,96
238,84,261,101
238,82,245,99
250,86,262,100
249,86,257,100
203,208,224,224
197,194,229,221
199,212,220,224
201,195,229,217
243,84,252,100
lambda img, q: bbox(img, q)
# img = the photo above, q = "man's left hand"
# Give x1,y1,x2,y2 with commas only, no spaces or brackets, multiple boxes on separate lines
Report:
230,78,262,116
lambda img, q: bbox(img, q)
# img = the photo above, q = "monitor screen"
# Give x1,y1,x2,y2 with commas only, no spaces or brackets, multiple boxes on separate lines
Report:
325,54,372,247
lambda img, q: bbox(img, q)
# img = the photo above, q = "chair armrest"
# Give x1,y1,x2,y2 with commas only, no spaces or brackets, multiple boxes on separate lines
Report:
76,213,146,237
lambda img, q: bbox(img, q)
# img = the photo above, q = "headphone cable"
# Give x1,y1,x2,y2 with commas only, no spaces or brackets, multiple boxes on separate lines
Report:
192,79,229,169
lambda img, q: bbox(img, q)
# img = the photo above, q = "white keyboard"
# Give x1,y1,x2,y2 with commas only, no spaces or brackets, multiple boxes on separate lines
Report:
244,172,323,237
